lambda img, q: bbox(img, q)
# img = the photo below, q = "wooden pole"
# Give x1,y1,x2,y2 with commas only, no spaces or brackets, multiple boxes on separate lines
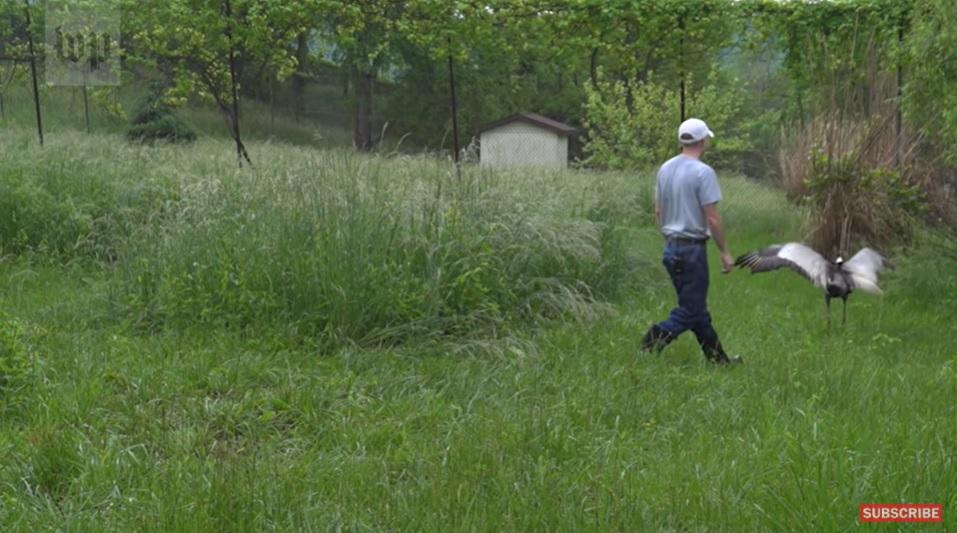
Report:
24,0,44,145
895,12,905,168
447,37,461,175
678,11,686,123
83,85,91,133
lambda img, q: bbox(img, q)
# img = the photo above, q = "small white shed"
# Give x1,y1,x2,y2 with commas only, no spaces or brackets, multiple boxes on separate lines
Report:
477,112,578,169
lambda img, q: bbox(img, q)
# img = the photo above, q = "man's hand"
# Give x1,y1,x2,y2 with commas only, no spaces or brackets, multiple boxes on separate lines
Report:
703,204,733,274
720,252,734,274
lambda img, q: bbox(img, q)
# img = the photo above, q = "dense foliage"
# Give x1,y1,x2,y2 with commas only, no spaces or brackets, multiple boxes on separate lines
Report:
904,0,957,165
582,69,756,170
2,1,950,158
2,0,955,248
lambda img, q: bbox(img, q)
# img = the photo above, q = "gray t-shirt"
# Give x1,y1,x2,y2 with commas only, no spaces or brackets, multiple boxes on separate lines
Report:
655,155,722,240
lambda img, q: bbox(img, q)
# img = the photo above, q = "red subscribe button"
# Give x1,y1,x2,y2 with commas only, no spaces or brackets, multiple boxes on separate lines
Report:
860,504,943,523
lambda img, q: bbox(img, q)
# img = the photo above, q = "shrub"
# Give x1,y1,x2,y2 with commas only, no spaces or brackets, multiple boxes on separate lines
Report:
127,114,197,144
802,149,923,256
126,87,197,144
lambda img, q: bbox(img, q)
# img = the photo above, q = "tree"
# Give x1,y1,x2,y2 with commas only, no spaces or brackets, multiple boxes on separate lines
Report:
124,0,310,165
310,0,411,151
309,0,509,152
390,1,507,153
0,0,44,144
744,0,907,124
0,6,30,121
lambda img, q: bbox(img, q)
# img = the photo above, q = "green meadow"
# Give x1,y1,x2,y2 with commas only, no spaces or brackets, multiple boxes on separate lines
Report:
0,126,954,531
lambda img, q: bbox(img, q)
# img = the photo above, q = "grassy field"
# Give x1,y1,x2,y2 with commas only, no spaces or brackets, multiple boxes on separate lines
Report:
0,125,955,531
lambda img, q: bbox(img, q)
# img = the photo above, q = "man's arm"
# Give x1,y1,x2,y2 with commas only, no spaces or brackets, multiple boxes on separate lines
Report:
654,175,662,229
703,203,734,274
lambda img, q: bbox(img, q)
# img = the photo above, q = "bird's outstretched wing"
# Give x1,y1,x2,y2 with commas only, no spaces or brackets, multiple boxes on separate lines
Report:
734,243,828,287
843,248,892,294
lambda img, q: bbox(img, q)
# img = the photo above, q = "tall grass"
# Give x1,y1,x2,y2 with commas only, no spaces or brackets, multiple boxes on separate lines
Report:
0,129,178,261
777,109,924,256
0,127,647,348
115,145,646,348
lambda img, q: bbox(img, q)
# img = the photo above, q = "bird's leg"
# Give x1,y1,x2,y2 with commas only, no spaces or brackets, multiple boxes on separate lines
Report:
842,296,848,325
825,294,832,329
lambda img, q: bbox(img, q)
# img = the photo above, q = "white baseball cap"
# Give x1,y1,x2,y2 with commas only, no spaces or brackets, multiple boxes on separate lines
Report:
678,118,714,145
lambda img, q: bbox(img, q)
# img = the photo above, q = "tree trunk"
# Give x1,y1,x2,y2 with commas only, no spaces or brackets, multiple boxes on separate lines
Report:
447,38,461,170
293,31,308,123
228,59,251,166
624,74,634,113
224,0,251,167
353,66,374,151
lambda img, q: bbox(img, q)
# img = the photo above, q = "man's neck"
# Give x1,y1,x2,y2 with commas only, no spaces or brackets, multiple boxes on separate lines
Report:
681,148,704,160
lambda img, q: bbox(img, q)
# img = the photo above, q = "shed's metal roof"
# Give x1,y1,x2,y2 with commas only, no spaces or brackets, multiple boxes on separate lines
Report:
477,112,579,136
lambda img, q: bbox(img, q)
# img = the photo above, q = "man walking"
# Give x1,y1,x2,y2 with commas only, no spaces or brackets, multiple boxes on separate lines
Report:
640,118,741,365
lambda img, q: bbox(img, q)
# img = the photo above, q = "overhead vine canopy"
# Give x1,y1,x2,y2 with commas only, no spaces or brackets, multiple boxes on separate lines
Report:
1,0,954,164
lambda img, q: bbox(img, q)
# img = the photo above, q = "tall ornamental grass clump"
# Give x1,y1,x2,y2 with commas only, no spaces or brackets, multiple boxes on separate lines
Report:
777,97,926,257
117,146,644,347
0,130,178,262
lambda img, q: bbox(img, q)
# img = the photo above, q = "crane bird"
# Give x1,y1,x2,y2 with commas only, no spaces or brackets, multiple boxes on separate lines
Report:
734,244,892,325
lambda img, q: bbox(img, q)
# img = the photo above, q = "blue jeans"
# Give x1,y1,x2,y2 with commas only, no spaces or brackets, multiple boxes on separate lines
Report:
656,241,720,349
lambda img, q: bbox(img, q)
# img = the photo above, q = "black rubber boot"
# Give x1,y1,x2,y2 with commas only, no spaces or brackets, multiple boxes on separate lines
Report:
700,339,742,365
640,325,677,354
